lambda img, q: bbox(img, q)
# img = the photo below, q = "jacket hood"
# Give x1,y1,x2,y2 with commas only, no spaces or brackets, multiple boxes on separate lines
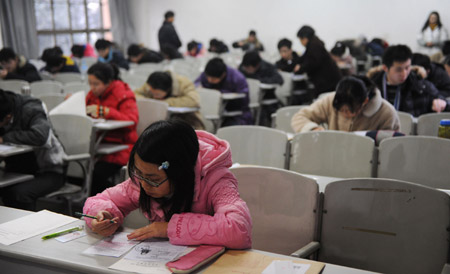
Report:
362,88,383,117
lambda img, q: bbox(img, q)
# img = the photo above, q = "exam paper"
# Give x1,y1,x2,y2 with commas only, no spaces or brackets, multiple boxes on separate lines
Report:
262,260,311,274
124,240,187,262
82,232,139,257
49,91,86,116
55,230,87,243
0,210,78,245
0,144,14,152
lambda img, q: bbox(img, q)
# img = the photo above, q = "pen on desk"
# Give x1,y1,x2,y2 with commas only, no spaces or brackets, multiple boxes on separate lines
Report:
75,212,116,223
42,225,84,240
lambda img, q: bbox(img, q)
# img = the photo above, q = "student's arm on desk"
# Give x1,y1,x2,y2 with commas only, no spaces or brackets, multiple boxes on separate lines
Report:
291,96,331,133
2,109,49,146
167,174,252,249
83,179,140,235
165,80,200,108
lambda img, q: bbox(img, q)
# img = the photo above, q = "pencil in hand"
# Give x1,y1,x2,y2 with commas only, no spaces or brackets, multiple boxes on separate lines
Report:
75,212,116,224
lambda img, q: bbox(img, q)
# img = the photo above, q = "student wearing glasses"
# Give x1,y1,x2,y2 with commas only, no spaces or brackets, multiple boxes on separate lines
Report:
82,120,252,249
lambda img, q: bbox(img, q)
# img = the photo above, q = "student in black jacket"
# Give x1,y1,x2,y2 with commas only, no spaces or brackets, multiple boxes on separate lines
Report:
296,26,342,97
158,11,182,51
412,53,450,98
95,39,129,70
127,44,163,64
275,38,301,73
0,48,41,82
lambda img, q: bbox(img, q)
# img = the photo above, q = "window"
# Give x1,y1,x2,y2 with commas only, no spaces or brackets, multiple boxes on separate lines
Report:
34,0,112,56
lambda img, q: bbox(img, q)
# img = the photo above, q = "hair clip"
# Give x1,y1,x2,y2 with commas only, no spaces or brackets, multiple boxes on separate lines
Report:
158,161,169,170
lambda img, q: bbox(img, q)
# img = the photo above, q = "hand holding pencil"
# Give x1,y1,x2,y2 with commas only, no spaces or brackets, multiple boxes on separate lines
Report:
76,211,120,237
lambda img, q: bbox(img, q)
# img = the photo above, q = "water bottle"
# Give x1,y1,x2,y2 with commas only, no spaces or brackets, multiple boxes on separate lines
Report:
438,119,450,139
21,85,31,96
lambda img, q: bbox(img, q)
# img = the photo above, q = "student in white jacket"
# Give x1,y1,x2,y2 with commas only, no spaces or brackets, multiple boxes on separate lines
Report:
417,11,448,56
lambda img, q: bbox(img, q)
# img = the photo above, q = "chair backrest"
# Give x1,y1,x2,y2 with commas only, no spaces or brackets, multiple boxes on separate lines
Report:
416,112,450,136
230,166,319,255
246,78,261,109
289,131,375,178
0,79,29,93
275,71,293,105
63,82,91,94
131,63,165,78
216,126,288,168
30,80,63,96
53,73,84,84
49,113,93,155
378,136,450,189
122,74,147,90
37,94,65,112
136,98,169,136
197,87,222,120
397,111,415,135
320,178,449,274
274,105,307,133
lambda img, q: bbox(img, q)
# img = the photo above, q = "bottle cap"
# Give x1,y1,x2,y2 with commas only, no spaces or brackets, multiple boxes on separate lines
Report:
440,119,450,126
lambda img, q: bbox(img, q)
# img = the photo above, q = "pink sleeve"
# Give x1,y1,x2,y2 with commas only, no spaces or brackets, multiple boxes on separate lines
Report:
167,177,252,249
83,179,140,228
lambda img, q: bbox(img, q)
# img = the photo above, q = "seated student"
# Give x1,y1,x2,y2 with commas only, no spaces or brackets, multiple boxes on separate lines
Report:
41,46,80,74
127,44,163,64
71,44,97,58
368,44,449,117
0,90,64,210
233,30,264,52
195,58,253,126
0,48,41,82
95,39,129,70
185,40,205,58
208,38,229,54
330,42,356,76
445,55,450,78
291,76,400,133
86,63,138,195
83,119,252,249
134,71,204,130
296,26,342,97
239,51,283,126
412,53,450,98
275,38,301,73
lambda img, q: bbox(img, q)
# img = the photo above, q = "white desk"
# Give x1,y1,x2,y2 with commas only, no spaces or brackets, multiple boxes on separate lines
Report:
0,206,375,274
302,173,342,192
0,144,33,158
168,107,200,114
0,144,35,188
292,74,307,82
92,120,135,131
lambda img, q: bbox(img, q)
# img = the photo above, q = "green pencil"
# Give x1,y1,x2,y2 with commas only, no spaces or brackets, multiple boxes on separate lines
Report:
42,225,84,240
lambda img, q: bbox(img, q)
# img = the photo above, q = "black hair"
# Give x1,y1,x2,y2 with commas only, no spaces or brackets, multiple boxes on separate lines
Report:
297,25,315,39
204,58,227,78
444,55,450,66
0,90,14,120
0,48,17,62
242,50,262,67
127,44,143,57
331,42,346,57
249,30,256,36
147,71,173,96
382,45,412,68
333,75,376,113
411,53,431,72
422,11,442,32
71,45,85,58
127,119,199,221
41,47,65,68
187,41,198,52
95,39,112,50
165,11,174,20
277,38,292,50
87,62,119,83
442,40,450,56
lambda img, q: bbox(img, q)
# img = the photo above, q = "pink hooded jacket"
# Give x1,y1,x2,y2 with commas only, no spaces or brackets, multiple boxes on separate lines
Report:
83,131,252,249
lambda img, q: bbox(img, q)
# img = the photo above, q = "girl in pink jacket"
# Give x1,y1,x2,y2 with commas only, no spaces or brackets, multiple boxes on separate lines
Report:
83,120,252,249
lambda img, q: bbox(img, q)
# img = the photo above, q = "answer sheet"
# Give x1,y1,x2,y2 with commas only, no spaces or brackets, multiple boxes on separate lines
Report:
0,210,78,245
82,232,139,257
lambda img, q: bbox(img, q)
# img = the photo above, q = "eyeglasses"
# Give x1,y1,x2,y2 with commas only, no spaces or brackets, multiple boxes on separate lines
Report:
131,170,169,188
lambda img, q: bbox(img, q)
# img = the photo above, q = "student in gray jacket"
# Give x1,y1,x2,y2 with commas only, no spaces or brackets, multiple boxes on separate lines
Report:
0,90,64,211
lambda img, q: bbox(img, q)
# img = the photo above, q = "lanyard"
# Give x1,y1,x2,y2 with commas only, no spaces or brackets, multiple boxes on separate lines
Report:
382,73,401,110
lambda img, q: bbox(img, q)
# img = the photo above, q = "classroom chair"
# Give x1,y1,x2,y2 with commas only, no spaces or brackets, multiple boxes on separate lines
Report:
136,98,169,136
0,79,29,94
246,78,261,125
197,87,222,133
30,80,63,97
416,112,450,136
130,63,165,77
63,82,91,95
122,74,147,91
378,136,450,189
272,105,307,133
53,73,84,84
275,71,293,106
396,111,415,135
292,178,449,274
230,165,319,256
217,126,289,169
37,94,65,112
289,131,375,178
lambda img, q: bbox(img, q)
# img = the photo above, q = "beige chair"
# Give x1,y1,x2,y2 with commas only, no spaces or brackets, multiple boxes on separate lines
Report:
273,105,308,133
246,78,261,125
54,73,84,84
217,126,289,169
122,74,147,91
30,80,63,96
37,94,65,112
131,63,165,78
416,112,450,136
289,131,375,177
198,88,222,133
397,111,415,135
275,71,293,106
0,79,29,93
63,82,91,95
136,98,169,136
230,166,319,255
378,136,450,189
292,178,450,274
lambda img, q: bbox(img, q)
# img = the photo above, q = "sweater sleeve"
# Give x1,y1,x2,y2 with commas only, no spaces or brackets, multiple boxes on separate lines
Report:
83,179,140,228
291,95,332,133
167,176,252,249
165,80,200,108
104,95,139,124
134,84,150,99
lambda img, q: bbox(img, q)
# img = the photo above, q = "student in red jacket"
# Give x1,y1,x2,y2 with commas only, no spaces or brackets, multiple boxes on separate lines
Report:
86,63,139,195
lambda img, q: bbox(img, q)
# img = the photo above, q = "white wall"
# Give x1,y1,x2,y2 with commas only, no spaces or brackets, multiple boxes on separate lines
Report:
129,0,450,54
